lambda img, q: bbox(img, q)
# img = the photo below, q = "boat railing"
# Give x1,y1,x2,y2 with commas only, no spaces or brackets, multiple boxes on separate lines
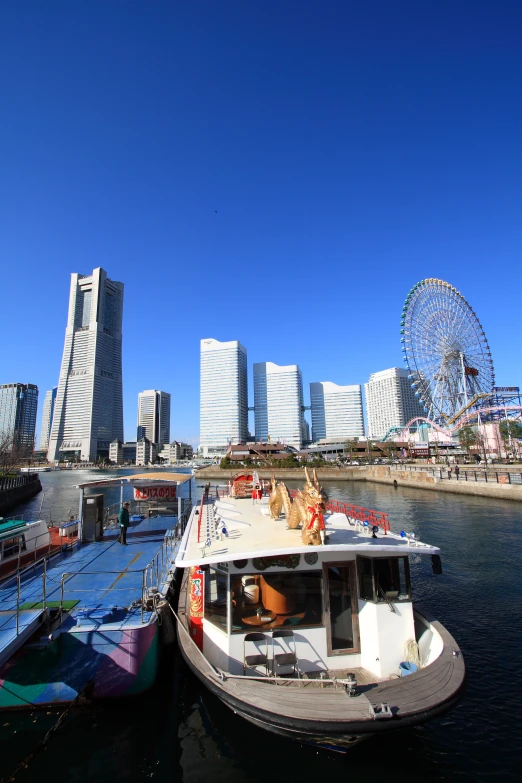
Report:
173,606,357,688
1,527,75,584
58,528,178,624
103,499,193,531
289,491,391,534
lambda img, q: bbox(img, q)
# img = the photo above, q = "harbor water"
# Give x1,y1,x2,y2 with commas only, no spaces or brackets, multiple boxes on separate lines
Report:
0,469,520,782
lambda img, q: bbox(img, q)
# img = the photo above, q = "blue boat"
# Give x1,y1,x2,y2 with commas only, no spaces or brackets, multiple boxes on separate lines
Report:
0,472,192,709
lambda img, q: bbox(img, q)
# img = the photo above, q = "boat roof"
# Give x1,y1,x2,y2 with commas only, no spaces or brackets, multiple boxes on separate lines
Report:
76,472,192,489
175,496,440,568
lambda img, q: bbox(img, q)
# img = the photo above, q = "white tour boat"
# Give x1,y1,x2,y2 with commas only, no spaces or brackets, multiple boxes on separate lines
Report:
174,469,465,751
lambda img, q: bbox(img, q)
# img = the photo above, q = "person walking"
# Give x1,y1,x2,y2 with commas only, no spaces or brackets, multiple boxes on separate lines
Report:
447,467,452,480
455,465,460,480
118,501,130,545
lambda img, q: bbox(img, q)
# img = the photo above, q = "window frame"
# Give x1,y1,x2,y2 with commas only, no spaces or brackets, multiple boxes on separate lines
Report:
203,565,229,634
323,561,360,656
229,569,325,634
356,555,411,604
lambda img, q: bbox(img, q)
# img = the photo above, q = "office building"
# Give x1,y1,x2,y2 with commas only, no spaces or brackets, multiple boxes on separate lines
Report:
200,338,248,457
0,383,39,452
365,367,425,440
39,387,57,451
109,440,137,465
158,441,194,464
254,362,304,450
48,268,124,462
310,382,364,442
137,390,171,445
136,437,157,466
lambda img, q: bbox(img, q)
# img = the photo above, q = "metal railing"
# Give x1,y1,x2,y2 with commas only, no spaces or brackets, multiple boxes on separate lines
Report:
289,490,391,534
59,528,178,624
388,464,522,484
174,606,357,688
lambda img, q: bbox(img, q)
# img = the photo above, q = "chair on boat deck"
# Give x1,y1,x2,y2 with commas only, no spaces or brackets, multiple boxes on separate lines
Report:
272,629,299,678
243,633,269,676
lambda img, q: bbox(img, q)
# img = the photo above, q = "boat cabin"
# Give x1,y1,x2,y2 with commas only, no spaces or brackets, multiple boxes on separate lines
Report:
176,495,443,680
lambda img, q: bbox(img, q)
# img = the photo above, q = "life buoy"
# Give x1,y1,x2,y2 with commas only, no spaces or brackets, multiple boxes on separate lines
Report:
499,475,508,485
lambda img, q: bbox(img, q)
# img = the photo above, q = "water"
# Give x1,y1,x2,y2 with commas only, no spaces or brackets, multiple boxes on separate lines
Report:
1,473,521,782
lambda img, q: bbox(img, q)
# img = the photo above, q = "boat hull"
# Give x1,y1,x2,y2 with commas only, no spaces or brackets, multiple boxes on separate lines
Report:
176,613,466,753
0,619,160,709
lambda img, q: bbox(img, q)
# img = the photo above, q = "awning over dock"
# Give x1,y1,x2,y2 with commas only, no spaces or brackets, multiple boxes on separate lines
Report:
76,472,193,489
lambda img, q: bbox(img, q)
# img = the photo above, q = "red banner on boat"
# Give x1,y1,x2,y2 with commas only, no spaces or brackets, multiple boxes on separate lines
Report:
133,485,177,500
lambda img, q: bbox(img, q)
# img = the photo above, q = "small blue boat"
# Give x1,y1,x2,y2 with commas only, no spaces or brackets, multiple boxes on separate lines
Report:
0,472,192,709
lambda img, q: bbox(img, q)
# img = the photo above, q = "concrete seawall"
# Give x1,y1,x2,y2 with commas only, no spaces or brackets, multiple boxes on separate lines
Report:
0,479,42,516
196,466,522,502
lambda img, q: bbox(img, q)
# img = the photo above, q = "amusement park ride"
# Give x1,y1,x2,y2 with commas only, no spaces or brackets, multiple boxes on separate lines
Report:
385,278,522,457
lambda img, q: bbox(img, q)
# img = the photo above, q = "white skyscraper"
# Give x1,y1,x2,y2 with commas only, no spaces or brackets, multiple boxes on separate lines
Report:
200,338,248,457
48,268,124,462
365,367,425,440
39,387,57,451
254,362,304,450
310,382,364,442
137,390,171,445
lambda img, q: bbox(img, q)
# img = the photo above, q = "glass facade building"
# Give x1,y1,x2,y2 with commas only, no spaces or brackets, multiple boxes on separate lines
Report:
48,268,124,462
39,387,57,451
310,381,364,442
0,383,39,452
200,338,248,457
254,362,304,449
137,390,171,446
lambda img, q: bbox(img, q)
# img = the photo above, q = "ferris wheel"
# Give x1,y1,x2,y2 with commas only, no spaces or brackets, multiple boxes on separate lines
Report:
401,278,495,424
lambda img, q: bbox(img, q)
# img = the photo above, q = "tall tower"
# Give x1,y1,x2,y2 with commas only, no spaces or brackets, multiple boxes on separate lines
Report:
137,390,171,445
200,338,248,457
0,383,39,453
39,387,57,451
310,382,364,442
254,362,304,450
48,268,124,462
364,367,425,440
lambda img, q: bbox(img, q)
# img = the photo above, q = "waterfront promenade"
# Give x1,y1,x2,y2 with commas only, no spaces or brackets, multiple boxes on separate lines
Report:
196,464,522,502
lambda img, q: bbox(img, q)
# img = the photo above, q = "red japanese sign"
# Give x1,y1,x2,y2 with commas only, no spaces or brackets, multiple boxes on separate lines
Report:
133,485,177,500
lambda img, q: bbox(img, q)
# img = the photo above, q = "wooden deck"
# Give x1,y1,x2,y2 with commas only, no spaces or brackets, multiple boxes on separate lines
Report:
176,572,466,737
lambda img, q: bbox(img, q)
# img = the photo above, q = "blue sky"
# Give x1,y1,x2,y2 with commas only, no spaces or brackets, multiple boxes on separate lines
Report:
1,1,521,446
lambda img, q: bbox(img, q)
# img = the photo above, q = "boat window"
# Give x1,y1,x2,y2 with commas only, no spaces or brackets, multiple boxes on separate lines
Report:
357,556,411,603
204,567,228,632
230,571,323,633
2,536,26,559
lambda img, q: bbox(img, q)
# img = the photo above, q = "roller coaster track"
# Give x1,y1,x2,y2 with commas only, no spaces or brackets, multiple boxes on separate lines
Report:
394,405,522,440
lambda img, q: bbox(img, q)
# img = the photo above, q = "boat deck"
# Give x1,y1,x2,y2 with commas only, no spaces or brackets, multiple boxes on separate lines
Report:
0,515,178,664
176,573,465,739
177,496,439,568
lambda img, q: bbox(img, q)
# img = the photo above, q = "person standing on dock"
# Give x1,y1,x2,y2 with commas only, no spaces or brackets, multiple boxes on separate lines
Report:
118,502,130,545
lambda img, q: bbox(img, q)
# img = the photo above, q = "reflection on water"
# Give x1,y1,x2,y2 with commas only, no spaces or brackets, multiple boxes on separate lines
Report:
1,475,521,782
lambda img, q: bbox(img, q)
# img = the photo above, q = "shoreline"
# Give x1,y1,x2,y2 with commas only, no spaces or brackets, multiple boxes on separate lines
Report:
195,465,522,502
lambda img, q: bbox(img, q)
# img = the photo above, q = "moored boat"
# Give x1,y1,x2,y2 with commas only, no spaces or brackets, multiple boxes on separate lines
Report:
174,469,465,751
0,472,192,709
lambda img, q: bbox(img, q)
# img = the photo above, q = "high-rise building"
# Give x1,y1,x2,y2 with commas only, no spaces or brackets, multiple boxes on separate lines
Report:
0,383,38,452
137,390,171,445
48,268,124,462
254,362,304,450
200,338,248,457
365,367,425,440
310,382,364,442
39,387,57,451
